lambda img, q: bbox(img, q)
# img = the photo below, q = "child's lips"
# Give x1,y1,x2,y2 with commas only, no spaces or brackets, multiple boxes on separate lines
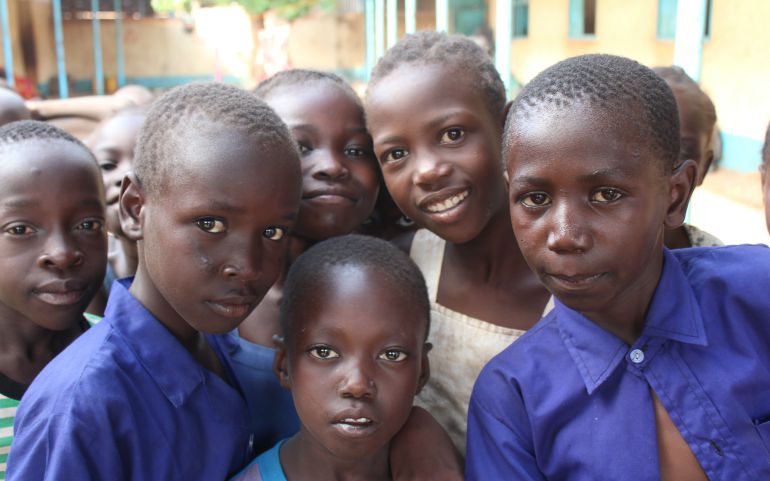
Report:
331,416,378,437
33,280,89,306
205,298,255,319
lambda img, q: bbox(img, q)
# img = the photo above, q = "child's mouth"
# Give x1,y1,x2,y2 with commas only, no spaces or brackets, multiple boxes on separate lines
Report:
332,417,376,436
422,189,469,214
205,300,252,319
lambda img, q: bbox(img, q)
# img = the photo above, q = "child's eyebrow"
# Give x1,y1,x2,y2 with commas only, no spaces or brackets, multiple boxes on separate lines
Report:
426,110,474,130
576,167,635,181
1,198,39,210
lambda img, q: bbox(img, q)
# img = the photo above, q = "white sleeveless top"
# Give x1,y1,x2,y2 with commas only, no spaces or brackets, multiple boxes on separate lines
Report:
410,229,554,455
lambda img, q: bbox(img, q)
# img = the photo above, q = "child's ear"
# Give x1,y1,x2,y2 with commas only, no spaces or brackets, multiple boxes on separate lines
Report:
664,159,698,229
272,336,292,390
415,342,432,395
119,173,145,241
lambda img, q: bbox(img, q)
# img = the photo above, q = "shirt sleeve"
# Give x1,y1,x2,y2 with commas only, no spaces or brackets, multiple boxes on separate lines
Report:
465,369,546,481
7,412,123,481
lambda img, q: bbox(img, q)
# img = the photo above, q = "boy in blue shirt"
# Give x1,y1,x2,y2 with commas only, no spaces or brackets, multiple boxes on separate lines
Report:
7,82,304,480
466,54,770,480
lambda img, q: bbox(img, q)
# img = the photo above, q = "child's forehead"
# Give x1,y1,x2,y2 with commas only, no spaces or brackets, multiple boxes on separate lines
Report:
506,103,658,175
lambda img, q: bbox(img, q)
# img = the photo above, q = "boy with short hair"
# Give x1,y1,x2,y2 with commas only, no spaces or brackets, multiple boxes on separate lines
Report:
232,234,431,480
0,120,107,481
466,54,770,480
7,82,304,480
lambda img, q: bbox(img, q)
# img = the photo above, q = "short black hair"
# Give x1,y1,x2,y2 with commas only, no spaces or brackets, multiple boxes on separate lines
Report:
0,119,92,155
506,54,680,172
134,82,297,194
367,31,506,118
653,65,717,136
280,234,430,342
254,68,362,108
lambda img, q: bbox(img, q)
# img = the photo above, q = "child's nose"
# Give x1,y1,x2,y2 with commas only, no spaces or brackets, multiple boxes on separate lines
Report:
311,150,350,181
221,242,261,281
546,203,592,253
339,361,376,399
413,150,453,189
37,231,85,270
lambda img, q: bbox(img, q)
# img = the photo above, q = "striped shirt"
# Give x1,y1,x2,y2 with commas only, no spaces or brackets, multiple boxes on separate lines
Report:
0,394,19,480
0,315,99,480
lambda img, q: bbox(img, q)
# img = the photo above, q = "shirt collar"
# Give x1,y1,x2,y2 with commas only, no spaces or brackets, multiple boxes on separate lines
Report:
105,278,206,407
557,248,708,395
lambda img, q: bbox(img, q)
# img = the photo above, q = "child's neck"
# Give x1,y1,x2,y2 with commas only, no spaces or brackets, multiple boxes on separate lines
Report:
580,252,664,346
444,202,528,279
114,236,139,278
281,432,391,481
0,312,83,385
438,202,550,329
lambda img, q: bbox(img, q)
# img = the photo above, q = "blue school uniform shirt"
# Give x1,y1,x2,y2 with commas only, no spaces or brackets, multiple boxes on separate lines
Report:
466,245,770,481
228,331,300,454
6,278,254,481
230,439,288,481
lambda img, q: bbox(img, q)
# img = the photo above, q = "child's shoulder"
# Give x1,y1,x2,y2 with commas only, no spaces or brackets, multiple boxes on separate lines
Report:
673,244,770,294
472,312,568,399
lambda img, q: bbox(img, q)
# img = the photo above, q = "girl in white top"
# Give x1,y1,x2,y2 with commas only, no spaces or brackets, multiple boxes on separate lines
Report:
365,32,553,454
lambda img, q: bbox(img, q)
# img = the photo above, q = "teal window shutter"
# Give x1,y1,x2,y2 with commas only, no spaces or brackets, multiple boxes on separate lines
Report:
657,0,677,39
569,0,584,38
513,0,529,38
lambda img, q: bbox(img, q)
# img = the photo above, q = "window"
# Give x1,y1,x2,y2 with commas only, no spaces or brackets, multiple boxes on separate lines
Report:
657,0,712,40
513,0,529,38
569,0,596,38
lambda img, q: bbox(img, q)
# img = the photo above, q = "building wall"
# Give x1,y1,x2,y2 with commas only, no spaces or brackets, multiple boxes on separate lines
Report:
508,0,769,171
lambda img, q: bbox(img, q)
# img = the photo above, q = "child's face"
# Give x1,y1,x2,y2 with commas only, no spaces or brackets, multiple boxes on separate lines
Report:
121,125,301,335
278,265,429,461
505,104,693,319
671,87,713,186
366,64,507,244
265,83,379,241
91,114,144,238
0,140,107,329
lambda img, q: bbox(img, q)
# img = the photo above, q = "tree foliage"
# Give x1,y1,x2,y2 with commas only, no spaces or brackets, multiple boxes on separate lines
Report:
151,0,335,20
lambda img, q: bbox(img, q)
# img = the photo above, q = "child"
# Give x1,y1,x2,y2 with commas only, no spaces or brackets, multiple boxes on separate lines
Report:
234,69,380,453
6,82,305,480
231,235,431,481
0,89,30,126
0,120,107,480
467,54,770,480
86,106,147,315
364,31,553,454
761,120,770,234
653,66,722,248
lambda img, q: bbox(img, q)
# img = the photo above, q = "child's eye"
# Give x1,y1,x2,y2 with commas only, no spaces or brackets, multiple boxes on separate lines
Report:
590,188,624,203
5,223,36,236
99,162,118,172
195,218,226,233
378,349,408,362
76,219,103,232
344,146,370,158
520,192,551,207
263,226,286,241
439,128,465,144
309,345,340,360
297,142,311,154
382,149,408,164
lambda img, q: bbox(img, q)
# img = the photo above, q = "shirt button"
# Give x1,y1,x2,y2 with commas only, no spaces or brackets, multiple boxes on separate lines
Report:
630,349,645,364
